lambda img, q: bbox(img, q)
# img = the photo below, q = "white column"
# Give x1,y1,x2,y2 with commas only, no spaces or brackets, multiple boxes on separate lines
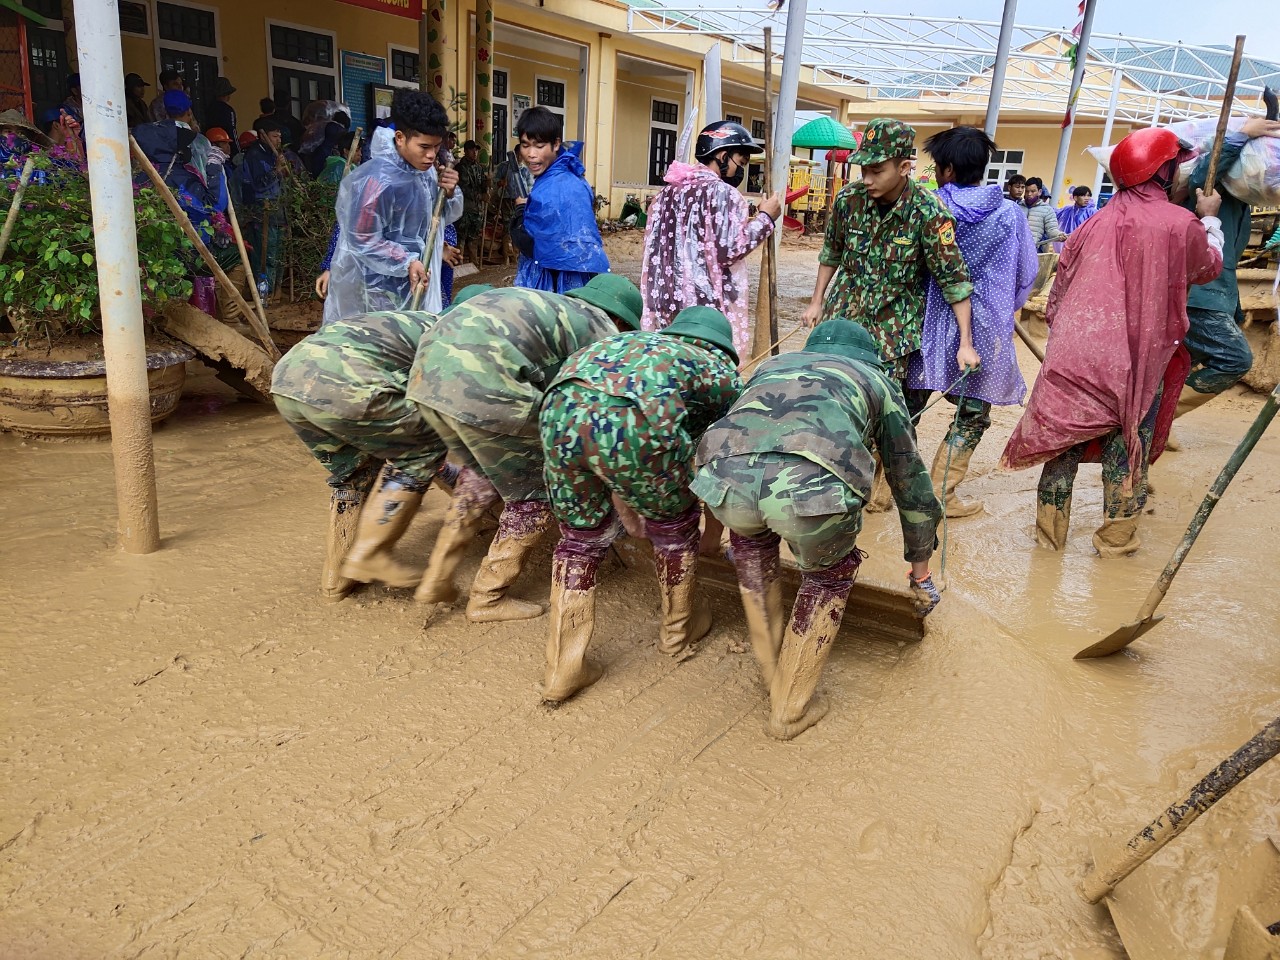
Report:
984,0,1018,137
769,0,808,210
1050,0,1099,205
1092,67,1123,197
74,0,160,553
703,44,723,120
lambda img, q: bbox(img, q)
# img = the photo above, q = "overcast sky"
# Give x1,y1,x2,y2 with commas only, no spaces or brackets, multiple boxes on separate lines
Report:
806,0,1280,62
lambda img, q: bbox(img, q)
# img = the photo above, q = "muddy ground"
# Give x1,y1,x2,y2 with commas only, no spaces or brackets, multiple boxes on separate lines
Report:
3,235,1279,958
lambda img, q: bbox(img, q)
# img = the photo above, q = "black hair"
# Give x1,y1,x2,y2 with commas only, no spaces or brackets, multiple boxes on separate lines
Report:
254,117,284,135
390,88,449,139
334,111,351,130
260,98,275,114
923,125,996,186
1072,185,1093,197
1025,176,1045,190
1006,174,1026,187
463,139,479,151
515,105,562,145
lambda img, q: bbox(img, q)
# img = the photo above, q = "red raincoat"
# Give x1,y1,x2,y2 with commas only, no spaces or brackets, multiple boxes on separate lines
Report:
1002,181,1222,483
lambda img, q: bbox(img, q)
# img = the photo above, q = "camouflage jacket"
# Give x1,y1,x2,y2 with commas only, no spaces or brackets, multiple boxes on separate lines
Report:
696,351,941,559
406,288,617,437
549,331,742,442
818,179,973,377
271,310,436,420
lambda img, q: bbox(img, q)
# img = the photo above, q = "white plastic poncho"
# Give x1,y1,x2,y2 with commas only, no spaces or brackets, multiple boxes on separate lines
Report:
324,127,463,324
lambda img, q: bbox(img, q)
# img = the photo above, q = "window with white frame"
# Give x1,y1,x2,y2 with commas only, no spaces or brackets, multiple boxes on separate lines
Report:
154,0,221,117
492,67,510,149
648,97,679,187
535,76,566,119
750,118,767,141
266,21,338,124
724,113,743,125
388,45,419,89
985,148,1025,186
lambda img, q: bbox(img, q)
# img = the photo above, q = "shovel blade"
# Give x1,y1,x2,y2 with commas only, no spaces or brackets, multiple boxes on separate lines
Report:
1074,615,1166,660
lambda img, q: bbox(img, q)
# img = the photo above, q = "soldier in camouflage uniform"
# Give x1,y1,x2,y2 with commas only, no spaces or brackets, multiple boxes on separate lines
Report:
693,320,943,740
537,307,742,703
405,275,643,621
271,310,449,601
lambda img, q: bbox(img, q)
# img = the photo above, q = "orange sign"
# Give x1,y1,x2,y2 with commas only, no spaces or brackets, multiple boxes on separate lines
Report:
335,0,422,20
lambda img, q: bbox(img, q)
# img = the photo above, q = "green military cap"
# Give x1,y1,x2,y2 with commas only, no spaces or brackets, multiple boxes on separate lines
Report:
805,319,884,369
452,283,495,306
565,273,643,330
664,305,738,365
850,118,917,166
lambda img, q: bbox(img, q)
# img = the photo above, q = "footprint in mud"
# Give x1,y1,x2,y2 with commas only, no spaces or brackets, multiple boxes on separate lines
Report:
856,818,893,859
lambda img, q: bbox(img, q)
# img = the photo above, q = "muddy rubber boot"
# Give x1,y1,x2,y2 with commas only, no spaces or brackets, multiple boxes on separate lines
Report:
466,500,555,623
1093,515,1141,558
415,467,500,604
320,488,363,603
865,455,893,513
1035,500,1071,551
649,507,712,657
340,471,427,588
930,442,984,519
729,530,785,686
1174,383,1216,419
541,554,604,703
767,550,862,741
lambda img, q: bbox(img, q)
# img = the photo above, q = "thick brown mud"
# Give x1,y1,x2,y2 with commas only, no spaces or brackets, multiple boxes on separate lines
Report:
2,236,1279,958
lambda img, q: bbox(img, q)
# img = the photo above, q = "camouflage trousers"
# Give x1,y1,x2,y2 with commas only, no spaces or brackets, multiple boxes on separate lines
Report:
1037,384,1162,518
938,395,992,453
692,452,863,572
540,381,696,530
275,395,447,489
416,406,547,502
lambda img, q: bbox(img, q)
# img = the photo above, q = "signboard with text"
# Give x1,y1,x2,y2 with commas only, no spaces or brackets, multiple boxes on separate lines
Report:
341,51,388,134
335,0,422,19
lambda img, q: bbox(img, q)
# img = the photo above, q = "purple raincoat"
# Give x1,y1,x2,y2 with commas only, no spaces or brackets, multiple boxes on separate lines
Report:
1056,201,1097,234
907,183,1038,406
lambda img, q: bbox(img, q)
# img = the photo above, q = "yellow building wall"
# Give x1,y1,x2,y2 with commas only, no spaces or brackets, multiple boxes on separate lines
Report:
493,45,581,147
612,67,687,189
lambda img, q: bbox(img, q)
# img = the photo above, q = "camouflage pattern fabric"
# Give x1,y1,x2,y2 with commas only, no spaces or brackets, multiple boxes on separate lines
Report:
940,395,993,454
274,394,447,487
271,310,437,420
540,383,700,528
694,351,940,562
696,452,864,571
406,288,617,438
455,157,488,243
818,178,973,380
417,406,547,502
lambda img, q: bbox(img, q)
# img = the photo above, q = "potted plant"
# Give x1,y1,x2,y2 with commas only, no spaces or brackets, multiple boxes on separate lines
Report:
0,138,197,439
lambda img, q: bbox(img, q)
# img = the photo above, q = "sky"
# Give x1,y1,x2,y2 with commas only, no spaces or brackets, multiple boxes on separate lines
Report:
806,0,1280,64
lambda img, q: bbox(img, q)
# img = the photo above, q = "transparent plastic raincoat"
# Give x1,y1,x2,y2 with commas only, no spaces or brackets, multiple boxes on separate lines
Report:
323,126,462,324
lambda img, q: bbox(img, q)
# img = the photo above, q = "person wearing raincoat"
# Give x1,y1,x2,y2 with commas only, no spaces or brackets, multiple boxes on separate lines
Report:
509,106,608,293
323,90,461,324
639,120,783,361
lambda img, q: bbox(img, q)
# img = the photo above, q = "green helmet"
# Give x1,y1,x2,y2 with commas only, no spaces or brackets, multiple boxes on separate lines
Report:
452,283,495,307
805,319,883,368
564,274,642,330
664,306,738,365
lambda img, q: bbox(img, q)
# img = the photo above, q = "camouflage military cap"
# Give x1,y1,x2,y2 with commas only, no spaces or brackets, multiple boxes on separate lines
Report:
850,118,916,166
806,319,884,369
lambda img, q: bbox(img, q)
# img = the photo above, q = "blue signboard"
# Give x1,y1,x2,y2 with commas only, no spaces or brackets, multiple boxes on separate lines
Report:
340,50,388,133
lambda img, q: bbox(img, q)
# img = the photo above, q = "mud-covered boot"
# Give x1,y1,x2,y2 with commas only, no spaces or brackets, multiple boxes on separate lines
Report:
1093,515,1141,558
321,487,363,602
767,549,863,741
466,500,555,623
542,521,617,702
340,468,428,588
865,454,893,513
649,507,712,656
930,442,984,518
729,530,785,686
1035,500,1071,551
1175,383,1216,419
415,467,501,604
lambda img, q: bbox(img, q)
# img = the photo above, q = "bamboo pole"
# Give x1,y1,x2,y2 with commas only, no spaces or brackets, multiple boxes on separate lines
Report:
409,178,451,311
224,191,269,331
1202,36,1247,197
341,126,363,178
752,27,779,361
129,136,280,360
0,155,36,262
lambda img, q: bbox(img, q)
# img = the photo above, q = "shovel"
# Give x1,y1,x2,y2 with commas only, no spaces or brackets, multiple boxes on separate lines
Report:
1075,380,1279,659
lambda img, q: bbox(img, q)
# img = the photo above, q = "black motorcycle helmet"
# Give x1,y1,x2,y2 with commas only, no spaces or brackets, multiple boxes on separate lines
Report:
694,120,764,163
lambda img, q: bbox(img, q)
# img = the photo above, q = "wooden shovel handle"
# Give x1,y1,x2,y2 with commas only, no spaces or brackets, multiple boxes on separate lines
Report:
1203,35,1246,197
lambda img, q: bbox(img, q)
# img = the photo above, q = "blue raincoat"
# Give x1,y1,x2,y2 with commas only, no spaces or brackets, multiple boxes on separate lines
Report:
514,141,608,292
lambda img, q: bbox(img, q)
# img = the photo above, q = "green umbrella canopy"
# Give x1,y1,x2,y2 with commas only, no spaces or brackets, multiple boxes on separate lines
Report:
791,115,858,151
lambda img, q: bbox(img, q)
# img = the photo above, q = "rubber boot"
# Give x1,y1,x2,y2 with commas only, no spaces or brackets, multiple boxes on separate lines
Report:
321,487,363,603
767,549,863,741
1093,515,1141,558
729,530,785,686
466,500,555,623
1174,383,1216,419
930,442,984,518
1036,500,1071,551
415,466,500,603
340,469,427,588
865,454,893,513
649,507,713,656
541,519,618,702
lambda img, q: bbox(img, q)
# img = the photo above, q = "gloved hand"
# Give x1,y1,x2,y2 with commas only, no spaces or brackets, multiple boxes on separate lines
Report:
909,571,942,617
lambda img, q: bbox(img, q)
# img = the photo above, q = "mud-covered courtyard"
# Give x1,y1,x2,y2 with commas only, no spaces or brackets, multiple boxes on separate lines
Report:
3,236,1279,958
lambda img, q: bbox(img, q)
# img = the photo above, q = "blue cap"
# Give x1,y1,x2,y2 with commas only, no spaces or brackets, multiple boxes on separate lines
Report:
163,89,192,115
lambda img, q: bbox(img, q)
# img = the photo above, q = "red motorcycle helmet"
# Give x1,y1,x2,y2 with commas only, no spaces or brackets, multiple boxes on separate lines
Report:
1110,127,1196,190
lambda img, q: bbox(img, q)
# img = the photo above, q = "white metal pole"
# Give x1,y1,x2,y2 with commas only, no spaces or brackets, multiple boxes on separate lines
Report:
770,0,808,216
984,0,1018,137
1092,67,1123,198
1050,0,1098,206
704,44,723,121
73,0,160,553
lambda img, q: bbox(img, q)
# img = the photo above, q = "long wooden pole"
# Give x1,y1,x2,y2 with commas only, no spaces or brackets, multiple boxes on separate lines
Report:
752,27,779,362
223,192,269,333
0,155,35,262
410,176,451,311
341,126,363,178
1202,35,1247,197
129,136,280,360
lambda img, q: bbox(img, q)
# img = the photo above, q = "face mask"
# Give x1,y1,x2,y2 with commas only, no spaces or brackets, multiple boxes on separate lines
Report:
717,154,745,188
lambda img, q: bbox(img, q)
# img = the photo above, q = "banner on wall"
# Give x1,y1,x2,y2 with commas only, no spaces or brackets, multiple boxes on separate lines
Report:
334,0,422,19
341,51,388,133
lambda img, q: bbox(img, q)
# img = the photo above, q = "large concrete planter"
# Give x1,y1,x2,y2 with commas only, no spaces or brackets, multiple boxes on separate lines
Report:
0,335,195,440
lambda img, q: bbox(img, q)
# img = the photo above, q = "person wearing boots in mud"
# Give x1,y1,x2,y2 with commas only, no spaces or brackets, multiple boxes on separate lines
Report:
1002,128,1223,558
693,320,943,739
906,126,1038,519
271,310,454,602
537,308,742,703
800,118,973,510
405,275,644,621
1174,116,1280,422
639,119,782,360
